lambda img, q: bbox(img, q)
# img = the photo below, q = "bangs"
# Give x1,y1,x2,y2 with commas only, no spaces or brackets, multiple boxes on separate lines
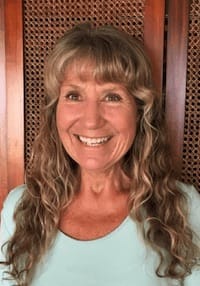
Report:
45,25,152,101
60,39,136,87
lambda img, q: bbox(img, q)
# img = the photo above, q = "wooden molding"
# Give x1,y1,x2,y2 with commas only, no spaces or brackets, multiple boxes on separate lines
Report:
0,0,24,209
165,0,190,172
0,0,8,208
144,0,165,93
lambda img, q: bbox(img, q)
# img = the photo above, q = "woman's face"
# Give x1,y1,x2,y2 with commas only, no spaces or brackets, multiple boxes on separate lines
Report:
56,62,138,173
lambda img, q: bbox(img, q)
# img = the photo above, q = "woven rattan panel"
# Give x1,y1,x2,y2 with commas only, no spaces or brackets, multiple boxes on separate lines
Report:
23,0,145,171
181,0,200,191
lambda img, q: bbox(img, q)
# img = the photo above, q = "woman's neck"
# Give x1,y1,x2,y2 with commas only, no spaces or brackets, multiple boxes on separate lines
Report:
59,165,130,238
73,165,130,212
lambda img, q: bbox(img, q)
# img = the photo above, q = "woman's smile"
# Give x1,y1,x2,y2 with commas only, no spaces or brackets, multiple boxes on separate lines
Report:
75,135,112,147
56,62,138,172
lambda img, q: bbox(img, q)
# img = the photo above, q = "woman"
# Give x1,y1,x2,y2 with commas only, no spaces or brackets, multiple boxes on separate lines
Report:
0,23,200,286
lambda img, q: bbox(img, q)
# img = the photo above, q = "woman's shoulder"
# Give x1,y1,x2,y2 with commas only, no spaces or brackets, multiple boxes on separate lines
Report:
1,185,26,225
177,181,200,237
0,185,26,243
177,181,200,208
2,184,26,211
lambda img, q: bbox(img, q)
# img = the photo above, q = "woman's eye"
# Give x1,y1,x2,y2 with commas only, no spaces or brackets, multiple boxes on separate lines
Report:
105,93,122,102
65,92,81,101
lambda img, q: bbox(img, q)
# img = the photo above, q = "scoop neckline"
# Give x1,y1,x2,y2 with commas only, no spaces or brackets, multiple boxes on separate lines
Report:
58,215,131,243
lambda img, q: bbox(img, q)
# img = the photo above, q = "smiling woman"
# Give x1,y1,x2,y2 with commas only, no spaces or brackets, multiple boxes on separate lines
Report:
56,64,137,172
0,23,200,286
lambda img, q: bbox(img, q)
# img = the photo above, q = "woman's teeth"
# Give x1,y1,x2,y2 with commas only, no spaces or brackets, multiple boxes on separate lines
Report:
78,136,110,146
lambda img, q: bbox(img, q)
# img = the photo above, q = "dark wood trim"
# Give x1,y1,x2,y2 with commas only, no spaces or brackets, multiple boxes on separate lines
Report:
165,0,190,172
144,0,165,93
0,0,8,208
4,0,24,198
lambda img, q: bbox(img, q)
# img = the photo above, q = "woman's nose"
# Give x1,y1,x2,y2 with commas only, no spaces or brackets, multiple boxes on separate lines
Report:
82,100,104,129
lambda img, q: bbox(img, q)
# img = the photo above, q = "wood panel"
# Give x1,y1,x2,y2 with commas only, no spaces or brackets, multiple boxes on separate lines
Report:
5,0,24,191
0,0,24,209
144,0,165,92
165,0,190,172
0,0,8,209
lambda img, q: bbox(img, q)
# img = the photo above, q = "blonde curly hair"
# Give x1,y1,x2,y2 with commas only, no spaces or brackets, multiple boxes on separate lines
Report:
2,23,200,285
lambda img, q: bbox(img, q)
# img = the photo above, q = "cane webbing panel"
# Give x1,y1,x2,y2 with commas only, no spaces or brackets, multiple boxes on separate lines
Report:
23,0,145,171
181,0,200,191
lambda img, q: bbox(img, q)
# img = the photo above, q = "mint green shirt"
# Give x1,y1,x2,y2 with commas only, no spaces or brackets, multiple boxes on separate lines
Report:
0,184,200,285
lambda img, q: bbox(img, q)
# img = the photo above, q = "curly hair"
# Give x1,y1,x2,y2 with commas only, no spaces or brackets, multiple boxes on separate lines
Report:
1,23,200,285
